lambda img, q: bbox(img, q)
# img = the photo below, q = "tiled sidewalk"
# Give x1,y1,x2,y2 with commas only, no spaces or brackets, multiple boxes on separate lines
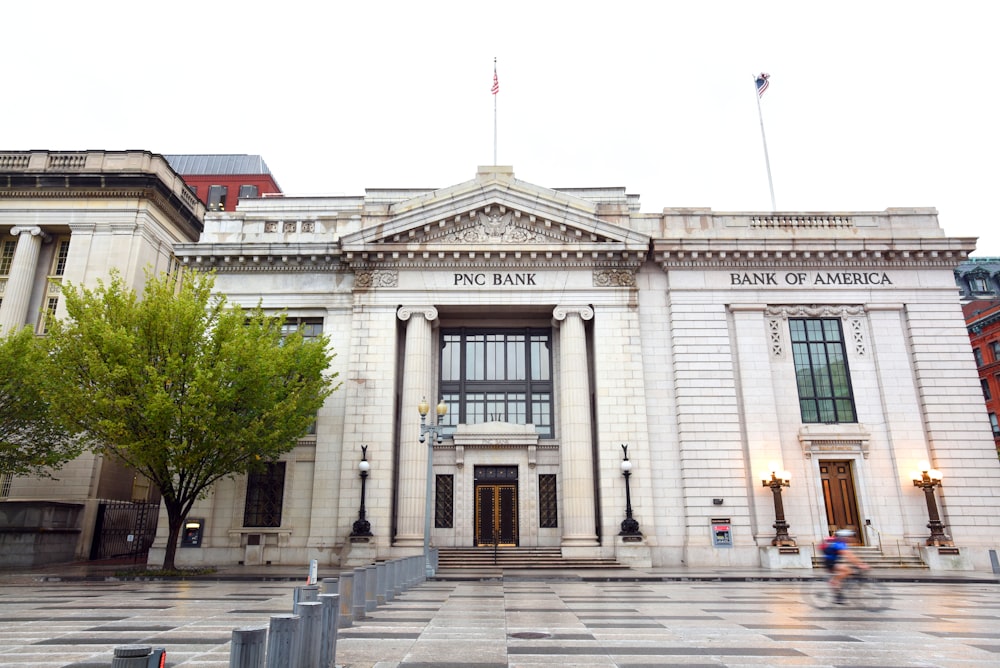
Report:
0,570,998,667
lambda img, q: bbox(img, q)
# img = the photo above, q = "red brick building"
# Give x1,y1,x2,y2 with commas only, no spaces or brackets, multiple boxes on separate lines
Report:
165,154,281,212
956,259,1000,454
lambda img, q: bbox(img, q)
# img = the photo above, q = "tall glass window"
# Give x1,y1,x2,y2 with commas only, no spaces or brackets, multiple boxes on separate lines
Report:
790,318,857,423
243,462,286,527
440,328,553,437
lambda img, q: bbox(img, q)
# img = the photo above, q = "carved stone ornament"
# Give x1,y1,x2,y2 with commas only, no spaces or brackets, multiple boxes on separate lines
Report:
765,305,866,319
355,270,398,289
765,305,866,358
552,305,595,321
446,210,541,244
397,305,438,322
593,269,636,287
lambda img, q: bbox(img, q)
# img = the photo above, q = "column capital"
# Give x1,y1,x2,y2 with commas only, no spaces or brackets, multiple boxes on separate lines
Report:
9,226,50,242
397,305,438,323
553,305,594,322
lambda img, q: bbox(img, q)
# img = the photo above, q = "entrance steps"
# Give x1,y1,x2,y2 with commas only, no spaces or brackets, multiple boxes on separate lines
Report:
437,547,622,570
811,545,928,569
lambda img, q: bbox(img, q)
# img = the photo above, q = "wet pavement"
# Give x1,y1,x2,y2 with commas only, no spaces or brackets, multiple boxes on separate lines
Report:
0,562,998,667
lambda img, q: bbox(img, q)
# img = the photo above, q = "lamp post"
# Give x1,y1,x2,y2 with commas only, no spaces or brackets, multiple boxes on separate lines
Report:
761,463,794,546
418,397,448,577
618,444,641,538
910,462,953,546
349,445,372,539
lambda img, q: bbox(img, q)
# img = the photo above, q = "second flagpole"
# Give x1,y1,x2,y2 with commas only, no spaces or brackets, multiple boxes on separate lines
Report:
492,58,499,166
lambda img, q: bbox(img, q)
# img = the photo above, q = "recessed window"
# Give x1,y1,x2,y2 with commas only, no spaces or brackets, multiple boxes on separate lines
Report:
207,185,228,212
238,184,259,199
0,239,16,275
991,341,1000,362
439,328,553,437
975,347,985,367
991,413,1000,437
790,318,857,423
971,276,989,293
982,378,992,401
243,462,286,528
538,474,558,528
435,474,454,528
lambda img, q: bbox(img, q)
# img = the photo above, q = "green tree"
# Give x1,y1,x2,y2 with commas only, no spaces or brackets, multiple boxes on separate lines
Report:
44,270,338,570
0,326,85,476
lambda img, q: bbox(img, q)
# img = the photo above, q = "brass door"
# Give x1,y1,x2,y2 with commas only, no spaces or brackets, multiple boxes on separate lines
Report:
475,484,518,546
819,460,862,541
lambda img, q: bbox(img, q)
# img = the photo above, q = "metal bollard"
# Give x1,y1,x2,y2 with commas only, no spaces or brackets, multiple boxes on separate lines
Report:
337,572,354,628
352,567,367,620
396,558,406,595
112,645,151,667
318,593,340,668
230,625,267,668
266,614,300,668
375,562,386,605
294,601,322,668
293,584,319,606
365,564,378,612
321,577,338,594
383,560,395,602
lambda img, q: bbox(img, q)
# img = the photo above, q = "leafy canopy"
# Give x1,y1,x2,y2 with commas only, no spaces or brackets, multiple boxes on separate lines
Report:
44,269,338,568
0,326,85,476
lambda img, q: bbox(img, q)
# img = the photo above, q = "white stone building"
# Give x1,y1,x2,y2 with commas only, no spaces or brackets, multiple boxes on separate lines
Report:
162,165,1000,571
0,151,203,565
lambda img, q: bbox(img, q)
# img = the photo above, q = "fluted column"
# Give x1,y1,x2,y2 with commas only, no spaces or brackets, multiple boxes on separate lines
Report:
0,226,48,335
553,305,598,547
395,305,438,547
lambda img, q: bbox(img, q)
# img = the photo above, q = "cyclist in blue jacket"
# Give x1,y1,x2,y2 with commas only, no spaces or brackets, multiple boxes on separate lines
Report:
822,529,869,603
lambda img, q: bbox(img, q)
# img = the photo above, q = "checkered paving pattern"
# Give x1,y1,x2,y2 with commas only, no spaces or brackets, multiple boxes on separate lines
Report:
0,578,998,666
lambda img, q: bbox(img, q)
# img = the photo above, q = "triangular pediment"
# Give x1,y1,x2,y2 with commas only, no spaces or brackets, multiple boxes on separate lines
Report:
340,166,649,254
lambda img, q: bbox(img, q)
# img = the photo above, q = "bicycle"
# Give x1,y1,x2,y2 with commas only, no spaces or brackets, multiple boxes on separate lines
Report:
809,569,892,611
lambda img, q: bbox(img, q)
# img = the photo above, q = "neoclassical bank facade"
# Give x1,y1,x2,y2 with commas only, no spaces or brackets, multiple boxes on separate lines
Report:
157,164,1000,571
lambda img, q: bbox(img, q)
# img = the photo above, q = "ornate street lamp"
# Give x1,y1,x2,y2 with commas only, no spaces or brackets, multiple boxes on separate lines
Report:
761,462,794,546
418,397,448,577
910,462,953,546
349,445,373,539
618,444,642,538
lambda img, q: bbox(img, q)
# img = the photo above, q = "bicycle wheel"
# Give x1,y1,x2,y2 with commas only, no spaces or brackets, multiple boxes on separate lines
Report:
807,578,836,608
851,577,892,612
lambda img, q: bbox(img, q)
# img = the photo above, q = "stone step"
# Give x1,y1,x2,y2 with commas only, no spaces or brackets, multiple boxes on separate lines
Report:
437,547,622,570
812,545,927,568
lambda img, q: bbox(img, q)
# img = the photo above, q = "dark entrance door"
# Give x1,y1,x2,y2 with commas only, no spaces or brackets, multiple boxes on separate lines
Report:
819,460,862,542
474,465,518,547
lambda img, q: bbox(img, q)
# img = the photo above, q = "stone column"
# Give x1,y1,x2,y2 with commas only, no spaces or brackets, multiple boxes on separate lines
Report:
553,305,598,547
0,226,48,335
394,305,438,547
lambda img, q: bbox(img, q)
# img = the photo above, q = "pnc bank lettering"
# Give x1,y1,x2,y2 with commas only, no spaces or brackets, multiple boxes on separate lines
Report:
454,272,537,286
730,271,893,287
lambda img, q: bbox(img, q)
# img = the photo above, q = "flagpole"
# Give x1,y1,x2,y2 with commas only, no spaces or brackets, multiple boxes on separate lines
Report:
753,73,776,211
493,57,498,166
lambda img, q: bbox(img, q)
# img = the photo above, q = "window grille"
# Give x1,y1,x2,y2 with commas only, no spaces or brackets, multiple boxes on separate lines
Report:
538,474,558,528
435,474,454,528
243,462,286,527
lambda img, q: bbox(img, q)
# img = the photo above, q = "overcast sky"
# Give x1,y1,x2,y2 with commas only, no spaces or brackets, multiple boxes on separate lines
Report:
8,2,999,255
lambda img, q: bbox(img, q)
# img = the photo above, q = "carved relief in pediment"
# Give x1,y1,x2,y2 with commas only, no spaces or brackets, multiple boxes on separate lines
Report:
443,210,542,243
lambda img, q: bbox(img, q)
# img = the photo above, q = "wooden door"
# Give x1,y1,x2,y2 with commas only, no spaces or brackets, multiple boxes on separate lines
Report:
819,460,862,542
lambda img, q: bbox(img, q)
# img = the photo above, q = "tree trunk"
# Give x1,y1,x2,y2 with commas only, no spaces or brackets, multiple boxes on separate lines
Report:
161,503,184,571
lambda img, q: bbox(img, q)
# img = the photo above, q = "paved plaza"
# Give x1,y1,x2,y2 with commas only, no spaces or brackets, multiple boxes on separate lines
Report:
0,569,999,667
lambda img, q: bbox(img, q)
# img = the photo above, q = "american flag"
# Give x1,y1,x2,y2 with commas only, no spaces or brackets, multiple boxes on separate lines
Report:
492,69,499,95
755,72,770,97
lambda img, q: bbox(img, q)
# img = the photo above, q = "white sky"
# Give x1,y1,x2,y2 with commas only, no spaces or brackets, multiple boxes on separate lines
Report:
8,2,1000,255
